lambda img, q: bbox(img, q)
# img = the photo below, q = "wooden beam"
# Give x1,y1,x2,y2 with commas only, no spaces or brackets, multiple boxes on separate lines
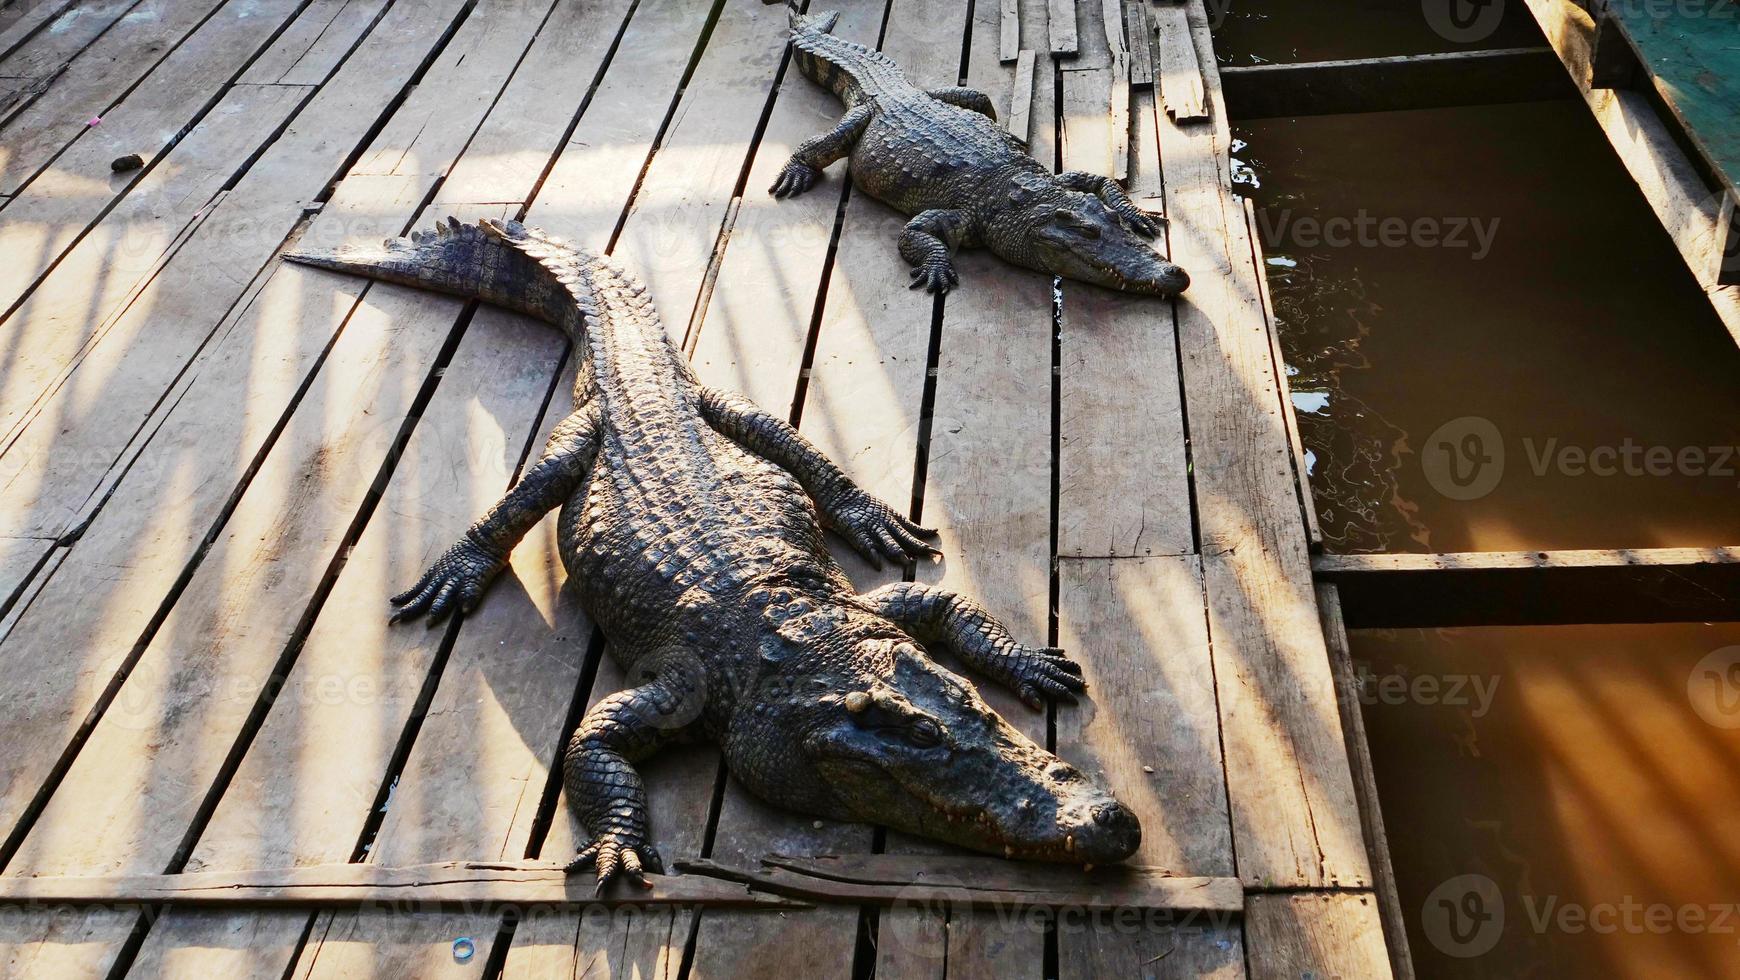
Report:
1220,47,1572,120
1246,892,1394,980
1153,1,1205,121
0,862,803,910
1008,48,1036,143
1000,0,1019,62
1315,547,1740,628
1048,0,1077,55
1317,585,1415,980
1125,1,1153,88
680,855,1245,913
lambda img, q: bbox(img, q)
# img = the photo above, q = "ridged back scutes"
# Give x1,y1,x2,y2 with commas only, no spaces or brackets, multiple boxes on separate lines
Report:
790,19,909,100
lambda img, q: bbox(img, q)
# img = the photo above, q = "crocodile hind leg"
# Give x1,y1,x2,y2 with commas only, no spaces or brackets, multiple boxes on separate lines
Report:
563,653,706,889
862,582,1085,709
1057,170,1166,238
695,386,939,568
770,102,874,198
391,404,601,623
899,208,970,294
926,86,997,121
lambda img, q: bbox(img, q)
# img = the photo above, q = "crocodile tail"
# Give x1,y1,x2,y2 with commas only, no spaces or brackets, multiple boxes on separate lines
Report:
282,216,594,340
789,9,898,101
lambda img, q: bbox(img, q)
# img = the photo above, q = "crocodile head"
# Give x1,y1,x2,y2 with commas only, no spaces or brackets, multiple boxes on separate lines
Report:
728,607,1140,864
1000,190,1190,296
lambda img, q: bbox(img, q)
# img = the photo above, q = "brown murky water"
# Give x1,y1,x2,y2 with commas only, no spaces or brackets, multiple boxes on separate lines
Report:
1237,101,1740,553
1356,623,1740,978
1209,0,1544,66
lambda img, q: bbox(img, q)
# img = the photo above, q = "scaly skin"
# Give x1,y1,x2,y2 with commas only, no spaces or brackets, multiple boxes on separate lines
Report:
773,11,1191,297
284,219,1141,890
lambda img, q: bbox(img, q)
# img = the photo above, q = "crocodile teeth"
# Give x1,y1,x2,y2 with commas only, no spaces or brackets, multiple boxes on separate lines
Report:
1004,846,1014,858
1065,835,1075,854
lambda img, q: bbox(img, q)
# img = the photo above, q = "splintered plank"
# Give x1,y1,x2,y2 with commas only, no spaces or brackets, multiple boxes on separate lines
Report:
1056,80,1189,557
873,4,1052,976
1164,0,1369,915
1153,1,1206,121
1245,893,1393,980
0,0,229,191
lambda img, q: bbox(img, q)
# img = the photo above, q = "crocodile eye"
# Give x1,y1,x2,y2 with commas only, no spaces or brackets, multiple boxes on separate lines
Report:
908,718,944,748
1073,222,1101,240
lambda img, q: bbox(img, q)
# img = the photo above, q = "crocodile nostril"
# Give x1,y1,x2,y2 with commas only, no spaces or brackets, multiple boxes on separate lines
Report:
1092,802,1130,828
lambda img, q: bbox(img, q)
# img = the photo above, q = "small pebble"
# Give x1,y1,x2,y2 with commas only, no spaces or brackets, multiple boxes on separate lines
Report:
812,820,823,829
1142,765,1154,774
110,153,144,173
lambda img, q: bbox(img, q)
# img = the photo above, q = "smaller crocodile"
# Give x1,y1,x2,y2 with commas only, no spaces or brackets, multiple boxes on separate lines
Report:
773,11,1189,297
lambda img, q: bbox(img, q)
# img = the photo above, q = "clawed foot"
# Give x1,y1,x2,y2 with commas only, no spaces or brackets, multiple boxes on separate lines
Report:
566,834,663,892
389,534,506,625
985,645,1086,710
907,255,958,294
769,160,820,198
824,487,941,569
1121,208,1166,239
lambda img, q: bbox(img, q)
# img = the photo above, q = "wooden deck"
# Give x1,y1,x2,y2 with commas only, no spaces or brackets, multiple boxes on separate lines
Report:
0,0,1391,976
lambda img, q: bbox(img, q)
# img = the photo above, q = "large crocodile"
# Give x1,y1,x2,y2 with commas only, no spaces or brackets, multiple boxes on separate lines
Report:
284,219,1140,889
773,11,1189,296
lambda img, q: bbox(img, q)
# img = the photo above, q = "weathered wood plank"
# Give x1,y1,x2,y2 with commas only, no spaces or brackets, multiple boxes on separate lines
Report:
1218,47,1570,120
999,0,1018,62
0,0,474,855
0,0,240,196
1316,585,1414,980
1237,196,1319,549
874,5,1054,974
1048,0,1075,55
1245,892,1393,980
1153,1,1205,121
1056,83,1189,558
1315,547,1740,627
0,0,81,62
0,861,800,908
1161,0,1367,893
1007,49,1036,144
1125,2,1152,88
0,0,132,125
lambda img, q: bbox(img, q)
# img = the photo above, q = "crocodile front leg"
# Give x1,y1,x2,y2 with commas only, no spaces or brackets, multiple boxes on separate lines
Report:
926,86,997,120
1056,171,1166,238
770,102,874,198
391,404,601,623
899,209,971,294
696,386,939,567
862,582,1085,709
563,653,706,890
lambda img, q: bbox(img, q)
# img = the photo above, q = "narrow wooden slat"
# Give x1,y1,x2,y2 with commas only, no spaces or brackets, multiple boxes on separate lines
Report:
1007,49,1036,143
1125,2,1152,88
1315,547,1740,627
1245,893,1393,980
1237,196,1319,549
1316,585,1414,980
0,862,801,909
1161,0,1367,894
1153,1,1205,121
681,856,1243,912
1048,0,1076,55
999,0,1018,62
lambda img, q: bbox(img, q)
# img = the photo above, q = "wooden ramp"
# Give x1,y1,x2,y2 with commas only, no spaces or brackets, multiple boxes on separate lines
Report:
0,1,1392,976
